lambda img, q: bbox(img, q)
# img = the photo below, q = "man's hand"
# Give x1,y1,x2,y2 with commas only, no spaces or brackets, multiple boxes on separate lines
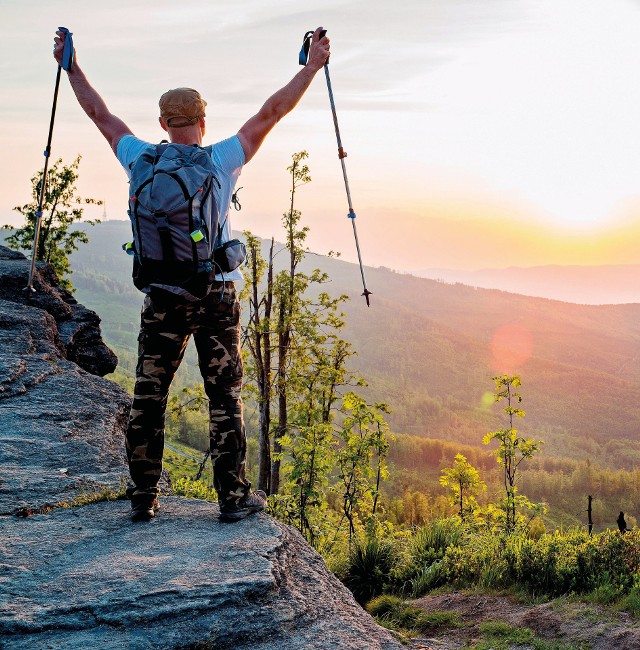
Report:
53,30,75,68
237,27,331,164
306,27,330,72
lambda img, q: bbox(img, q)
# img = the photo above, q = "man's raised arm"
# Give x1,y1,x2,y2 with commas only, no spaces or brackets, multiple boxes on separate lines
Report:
54,30,133,154
237,27,330,164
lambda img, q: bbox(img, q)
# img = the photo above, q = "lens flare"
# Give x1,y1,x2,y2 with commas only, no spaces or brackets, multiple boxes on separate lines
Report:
480,391,494,409
491,323,533,373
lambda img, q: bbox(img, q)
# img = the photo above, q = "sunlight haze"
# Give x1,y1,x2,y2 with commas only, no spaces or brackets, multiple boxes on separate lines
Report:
2,0,640,271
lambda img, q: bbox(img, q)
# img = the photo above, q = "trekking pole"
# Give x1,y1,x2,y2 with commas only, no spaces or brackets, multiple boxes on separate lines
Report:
25,27,74,292
299,29,372,307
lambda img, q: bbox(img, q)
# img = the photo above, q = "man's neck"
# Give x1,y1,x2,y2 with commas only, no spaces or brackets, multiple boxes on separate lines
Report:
168,125,202,145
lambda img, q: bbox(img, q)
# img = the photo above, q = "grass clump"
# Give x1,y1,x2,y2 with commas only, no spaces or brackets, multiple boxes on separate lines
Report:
472,620,591,650
342,537,395,605
478,620,534,645
618,587,640,617
172,477,217,501
366,595,461,635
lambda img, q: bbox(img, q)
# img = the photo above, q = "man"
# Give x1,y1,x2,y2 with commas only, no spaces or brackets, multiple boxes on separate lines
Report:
53,27,330,522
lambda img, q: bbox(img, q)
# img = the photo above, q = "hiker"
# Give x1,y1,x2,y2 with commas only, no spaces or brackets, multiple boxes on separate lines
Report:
53,27,330,522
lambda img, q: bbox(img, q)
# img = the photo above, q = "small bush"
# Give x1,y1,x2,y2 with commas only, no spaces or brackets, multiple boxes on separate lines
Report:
366,596,460,635
409,560,447,596
366,594,404,618
342,538,395,604
394,518,465,592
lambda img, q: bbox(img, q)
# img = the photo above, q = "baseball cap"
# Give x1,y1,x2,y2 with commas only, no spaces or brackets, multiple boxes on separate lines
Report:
159,88,207,128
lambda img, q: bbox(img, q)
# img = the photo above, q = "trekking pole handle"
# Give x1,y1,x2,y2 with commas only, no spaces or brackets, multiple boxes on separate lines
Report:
298,29,329,66
57,26,74,72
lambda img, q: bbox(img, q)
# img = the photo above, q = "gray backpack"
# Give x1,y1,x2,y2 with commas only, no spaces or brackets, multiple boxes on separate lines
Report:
124,142,221,301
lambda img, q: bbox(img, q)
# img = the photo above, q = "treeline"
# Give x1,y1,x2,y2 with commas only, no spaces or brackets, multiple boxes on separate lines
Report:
73,267,139,298
384,431,640,531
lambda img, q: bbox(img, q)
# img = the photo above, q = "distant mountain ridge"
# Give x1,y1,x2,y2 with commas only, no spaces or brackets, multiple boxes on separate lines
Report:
416,265,640,305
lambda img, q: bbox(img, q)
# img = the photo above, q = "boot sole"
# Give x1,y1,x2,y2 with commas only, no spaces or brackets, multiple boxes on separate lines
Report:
219,506,264,522
131,508,155,522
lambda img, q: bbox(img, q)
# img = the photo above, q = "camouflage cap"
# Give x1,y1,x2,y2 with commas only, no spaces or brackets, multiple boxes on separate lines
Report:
159,88,207,128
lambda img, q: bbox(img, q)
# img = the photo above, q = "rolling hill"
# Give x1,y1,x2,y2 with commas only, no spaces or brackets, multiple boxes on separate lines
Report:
51,220,640,470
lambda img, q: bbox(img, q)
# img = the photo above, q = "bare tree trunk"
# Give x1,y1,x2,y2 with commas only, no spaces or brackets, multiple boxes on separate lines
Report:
271,315,288,494
247,237,274,495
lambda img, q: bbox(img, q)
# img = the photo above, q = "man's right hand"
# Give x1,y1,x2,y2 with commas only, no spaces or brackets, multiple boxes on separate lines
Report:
306,27,330,72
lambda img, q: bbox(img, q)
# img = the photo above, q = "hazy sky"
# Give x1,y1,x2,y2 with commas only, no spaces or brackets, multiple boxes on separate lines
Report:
3,0,640,270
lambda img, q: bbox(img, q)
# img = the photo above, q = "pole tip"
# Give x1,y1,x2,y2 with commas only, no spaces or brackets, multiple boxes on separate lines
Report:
362,289,372,307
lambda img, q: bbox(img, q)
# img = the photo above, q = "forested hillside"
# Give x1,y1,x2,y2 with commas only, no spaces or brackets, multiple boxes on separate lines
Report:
65,220,640,475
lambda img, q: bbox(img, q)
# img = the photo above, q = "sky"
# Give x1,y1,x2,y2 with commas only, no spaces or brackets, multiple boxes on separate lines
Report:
3,0,640,271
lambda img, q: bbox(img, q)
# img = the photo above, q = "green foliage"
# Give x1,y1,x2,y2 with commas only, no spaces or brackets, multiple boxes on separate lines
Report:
172,477,218,501
4,155,101,291
365,594,404,617
340,537,395,605
167,385,210,449
618,585,640,617
440,453,485,520
366,595,461,635
475,621,534,649
394,518,465,595
483,375,544,533
336,393,391,538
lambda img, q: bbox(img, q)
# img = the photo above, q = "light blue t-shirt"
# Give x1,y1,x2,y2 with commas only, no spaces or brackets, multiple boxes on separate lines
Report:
116,134,245,281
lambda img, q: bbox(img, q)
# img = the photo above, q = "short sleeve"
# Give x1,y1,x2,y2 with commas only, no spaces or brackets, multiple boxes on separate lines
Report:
210,135,245,176
116,135,153,178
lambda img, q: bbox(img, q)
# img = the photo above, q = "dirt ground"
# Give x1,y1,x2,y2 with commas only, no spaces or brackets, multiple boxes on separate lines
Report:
404,591,640,650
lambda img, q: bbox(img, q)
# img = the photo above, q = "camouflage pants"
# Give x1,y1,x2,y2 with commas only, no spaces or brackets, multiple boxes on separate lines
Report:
125,281,251,506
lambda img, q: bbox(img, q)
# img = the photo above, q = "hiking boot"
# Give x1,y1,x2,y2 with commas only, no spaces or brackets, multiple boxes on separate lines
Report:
219,490,267,522
130,498,159,522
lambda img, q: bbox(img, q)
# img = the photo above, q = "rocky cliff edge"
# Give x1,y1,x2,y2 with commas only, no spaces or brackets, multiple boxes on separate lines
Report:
0,247,402,650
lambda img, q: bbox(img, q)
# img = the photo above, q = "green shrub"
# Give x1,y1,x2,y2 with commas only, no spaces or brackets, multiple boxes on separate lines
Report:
172,477,217,501
366,594,404,618
409,560,447,596
588,579,623,606
342,538,395,604
394,518,465,591
365,596,460,635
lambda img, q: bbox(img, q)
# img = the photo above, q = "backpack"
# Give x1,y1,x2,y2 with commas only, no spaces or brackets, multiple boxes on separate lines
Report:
124,142,221,301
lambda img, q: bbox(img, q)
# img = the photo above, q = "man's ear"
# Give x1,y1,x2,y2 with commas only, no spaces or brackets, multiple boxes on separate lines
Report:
199,117,206,137
159,117,169,132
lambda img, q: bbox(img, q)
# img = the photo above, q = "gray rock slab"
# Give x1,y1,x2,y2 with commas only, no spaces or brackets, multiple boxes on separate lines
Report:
0,498,402,650
0,355,130,514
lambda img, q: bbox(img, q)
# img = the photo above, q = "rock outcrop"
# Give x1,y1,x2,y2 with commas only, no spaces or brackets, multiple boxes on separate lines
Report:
0,247,129,515
1,499,402,649
0,247,402,649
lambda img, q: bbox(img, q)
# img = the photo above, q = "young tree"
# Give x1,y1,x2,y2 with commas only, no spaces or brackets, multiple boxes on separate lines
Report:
271,150,312,494
439,453,485,520
4,156,101,291
276,295,355,544
483,374,543,533
336,393,391,539
241,233,275,493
